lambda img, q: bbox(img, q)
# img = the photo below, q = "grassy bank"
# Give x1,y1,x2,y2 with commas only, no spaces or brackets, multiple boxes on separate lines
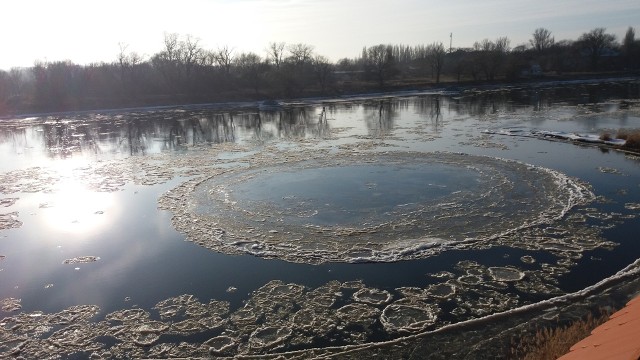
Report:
509,311,610,359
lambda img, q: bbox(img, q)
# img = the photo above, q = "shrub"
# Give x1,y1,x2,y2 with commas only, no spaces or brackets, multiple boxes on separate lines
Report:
599,132,612,141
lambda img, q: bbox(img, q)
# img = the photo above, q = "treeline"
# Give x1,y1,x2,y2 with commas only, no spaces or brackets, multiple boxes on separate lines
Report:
0,27,639,115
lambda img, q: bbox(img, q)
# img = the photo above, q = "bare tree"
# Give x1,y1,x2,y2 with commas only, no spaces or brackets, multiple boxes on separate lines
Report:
151,32,181,91
162,32,180,62
623,26,636,50
213,46,234,76
578,28,616,70
235,52,265,94
200,50,216,67
179,35,203,85
311,55,333,93
623,26,638,69
117,43,144,69
117,43,130,69
335,57,358,71
151,33,204,93
8,68,28,99
473,37,510,81
129,52,143,67
0,70,9,104
547,39,577,74
266,42,286,69
116,43,144,96
287,43,314,66
427,42,446,83
269,43,316,97
494,37,511,53
116,42,131,94
31,60,86,110
530,28,554,53
365,44,397,86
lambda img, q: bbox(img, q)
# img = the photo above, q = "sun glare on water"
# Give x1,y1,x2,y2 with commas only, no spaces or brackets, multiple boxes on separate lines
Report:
40,177,117,236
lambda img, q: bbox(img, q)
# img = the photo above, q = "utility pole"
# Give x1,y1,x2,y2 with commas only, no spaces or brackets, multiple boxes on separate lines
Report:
449,33,453,53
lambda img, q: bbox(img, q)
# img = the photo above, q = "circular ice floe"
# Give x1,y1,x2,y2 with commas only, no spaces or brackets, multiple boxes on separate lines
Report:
520,255,536,264
161,152,594,264
336,303,381,327
129,321,170,346
426,282,456,299
380,302,439,333
458,274,483,285
353,288,393,305
248,326,292,351
205,335,237,356
488,267,526,282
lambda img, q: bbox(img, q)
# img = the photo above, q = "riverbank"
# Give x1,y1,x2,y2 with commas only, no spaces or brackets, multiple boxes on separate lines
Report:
2,71,639,119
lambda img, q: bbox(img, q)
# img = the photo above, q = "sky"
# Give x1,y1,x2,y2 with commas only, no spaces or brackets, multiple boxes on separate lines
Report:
1,0,639,70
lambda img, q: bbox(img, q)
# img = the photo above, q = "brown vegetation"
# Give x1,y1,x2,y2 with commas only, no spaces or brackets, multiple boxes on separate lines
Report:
509,311,609,360
601,129,640,151
616,129,640,150
599,132,612,141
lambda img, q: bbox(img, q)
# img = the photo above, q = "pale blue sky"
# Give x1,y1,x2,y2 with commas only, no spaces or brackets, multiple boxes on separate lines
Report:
1,0,638,69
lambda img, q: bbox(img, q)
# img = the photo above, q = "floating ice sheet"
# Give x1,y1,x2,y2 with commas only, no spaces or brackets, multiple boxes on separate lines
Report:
483,128,629,148
162,152,595,264
1,298,21,312
62,256,100,264
0,212,21,230
0,216,629,358
0,198,18,207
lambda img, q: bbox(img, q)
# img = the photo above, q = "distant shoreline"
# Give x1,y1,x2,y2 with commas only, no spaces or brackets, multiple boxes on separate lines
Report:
2,72,639,120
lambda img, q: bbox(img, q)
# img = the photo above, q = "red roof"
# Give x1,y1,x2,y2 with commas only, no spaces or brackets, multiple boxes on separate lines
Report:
558,295,640,360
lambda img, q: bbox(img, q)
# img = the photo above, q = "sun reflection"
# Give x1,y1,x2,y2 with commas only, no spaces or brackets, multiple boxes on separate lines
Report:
40,178,116,235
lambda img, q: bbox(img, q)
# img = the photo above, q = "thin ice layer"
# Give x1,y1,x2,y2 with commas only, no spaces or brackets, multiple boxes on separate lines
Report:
166,152,595,264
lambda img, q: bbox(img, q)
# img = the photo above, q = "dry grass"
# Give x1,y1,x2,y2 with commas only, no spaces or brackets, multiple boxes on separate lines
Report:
599,129,640,151
599,132,612,141
616,129,640,151
510,311,610,360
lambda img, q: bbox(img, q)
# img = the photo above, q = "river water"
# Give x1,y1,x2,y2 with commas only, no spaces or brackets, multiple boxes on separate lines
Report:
1,79,639,359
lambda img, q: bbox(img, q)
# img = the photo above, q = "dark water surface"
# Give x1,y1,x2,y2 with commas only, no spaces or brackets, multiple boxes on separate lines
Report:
1,79,640,358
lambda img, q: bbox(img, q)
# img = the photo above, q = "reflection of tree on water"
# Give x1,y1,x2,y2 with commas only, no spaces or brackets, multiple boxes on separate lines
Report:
258,106,330,140
162,114,237,150
34,114,237,156
0,125,28,156
432,96,441,124
42,119,101,158
364,100,397,136
413,96,443,132
446,83,637,117
126,119,146,155
315,106,331,138
448,92,519,116
201,114,236,144
2,107,336,158
279,107,312,138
